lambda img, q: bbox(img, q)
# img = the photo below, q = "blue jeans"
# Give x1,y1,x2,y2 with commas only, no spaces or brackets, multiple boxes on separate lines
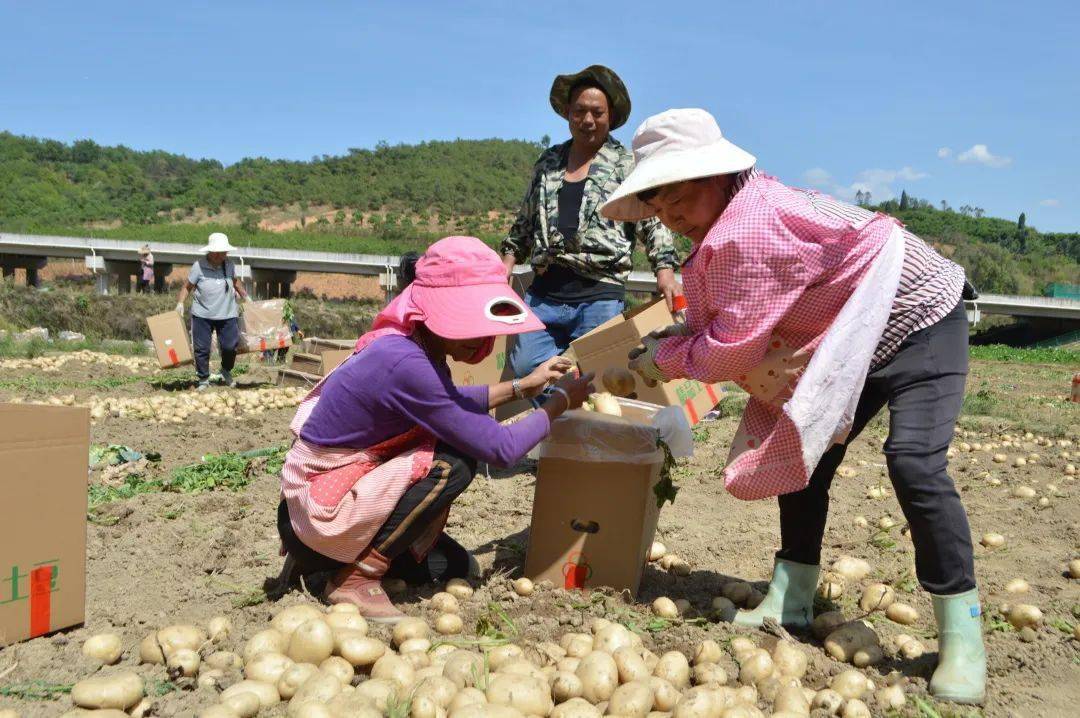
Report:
508,293,624,378
191,316,240,381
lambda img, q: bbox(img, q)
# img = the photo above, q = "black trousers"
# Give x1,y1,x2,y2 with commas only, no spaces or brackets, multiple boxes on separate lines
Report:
776,302,976,595
278,442,477,583
191,316,240,381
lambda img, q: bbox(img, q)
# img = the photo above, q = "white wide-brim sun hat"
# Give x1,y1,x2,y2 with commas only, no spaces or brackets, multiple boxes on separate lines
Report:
601,108,757,222
200,232,237,254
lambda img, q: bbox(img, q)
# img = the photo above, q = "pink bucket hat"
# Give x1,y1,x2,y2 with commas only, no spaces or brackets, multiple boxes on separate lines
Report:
407,236,544,340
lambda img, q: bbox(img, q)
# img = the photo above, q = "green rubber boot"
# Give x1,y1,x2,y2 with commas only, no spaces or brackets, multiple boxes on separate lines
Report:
732,558,819,628
929,589,986,704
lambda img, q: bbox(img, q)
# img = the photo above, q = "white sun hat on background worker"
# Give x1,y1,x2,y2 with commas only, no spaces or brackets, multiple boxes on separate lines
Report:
175,232,250,390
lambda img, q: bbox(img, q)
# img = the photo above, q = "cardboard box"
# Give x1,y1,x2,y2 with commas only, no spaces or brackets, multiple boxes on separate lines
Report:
524,405,665,596
146,312,194,369
0,405,88,647
320,349,353,375
447,336,530,421
570,300,723,425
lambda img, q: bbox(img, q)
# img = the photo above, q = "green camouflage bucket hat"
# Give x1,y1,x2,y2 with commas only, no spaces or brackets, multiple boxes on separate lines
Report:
549,64,631,130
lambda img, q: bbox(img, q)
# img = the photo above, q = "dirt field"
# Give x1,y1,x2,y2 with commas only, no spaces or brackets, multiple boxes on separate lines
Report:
0,351,1077,717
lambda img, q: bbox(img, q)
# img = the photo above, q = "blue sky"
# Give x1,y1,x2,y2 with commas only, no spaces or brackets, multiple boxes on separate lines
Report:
2,1,1078,231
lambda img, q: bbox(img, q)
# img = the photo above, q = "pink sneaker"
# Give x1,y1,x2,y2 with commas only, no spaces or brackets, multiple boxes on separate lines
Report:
325,565,404,624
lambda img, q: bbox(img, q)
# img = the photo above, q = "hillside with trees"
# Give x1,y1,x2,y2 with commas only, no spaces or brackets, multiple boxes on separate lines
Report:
0,131,1076,295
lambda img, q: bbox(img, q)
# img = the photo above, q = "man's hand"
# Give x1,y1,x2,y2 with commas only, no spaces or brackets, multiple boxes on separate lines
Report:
655,268,682,312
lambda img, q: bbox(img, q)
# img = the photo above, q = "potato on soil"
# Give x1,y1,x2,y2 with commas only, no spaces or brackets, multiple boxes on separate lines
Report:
271,604,325,636
858,582,896,612
320,655,356,685
286,673,343,716
436,612,465,635
831,556,871,582
692,640,722,666
692,663,727,686
446,578,474,599
608,680,655,718
737,649,774,686
372,652,417,689
771,640,808,679
885,602,918,625
443,650,486,689
288,618,335,664
220,680,281,708
244,628,289,662
830,669,868,700
336,632,386,667
648,542,667,562
206,650,244,671
512,577,535,596
652,597,679,619
824,621,879,664
393,616,430,646
577,651,619,703
222,692,261,718
552,698,602,718
71,672,145,710
486,673,554,716
166,647,201,677
325,612,369,636
277,663,320,699
561,633,594,658
653,651,691,689
82,633,124,665
1007,604,1043,629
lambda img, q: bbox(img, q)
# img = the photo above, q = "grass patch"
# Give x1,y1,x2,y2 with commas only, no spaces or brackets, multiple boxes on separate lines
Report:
0,681,72,700
970,344,1080,365
961,385,1000,416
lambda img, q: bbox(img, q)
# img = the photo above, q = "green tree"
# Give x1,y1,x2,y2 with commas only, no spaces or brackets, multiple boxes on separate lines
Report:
899,190,909,210
1017,212,1026,230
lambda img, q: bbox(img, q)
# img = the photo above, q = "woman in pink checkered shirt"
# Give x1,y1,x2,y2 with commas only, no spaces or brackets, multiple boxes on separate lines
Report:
603,109,984,705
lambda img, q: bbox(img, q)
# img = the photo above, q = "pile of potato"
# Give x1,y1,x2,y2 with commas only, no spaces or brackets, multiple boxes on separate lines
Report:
0,350,154,373
48,576,922,718
10,386,307,423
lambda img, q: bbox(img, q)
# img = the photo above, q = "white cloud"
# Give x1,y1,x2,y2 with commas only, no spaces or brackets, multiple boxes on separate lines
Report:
937,147,953,159
1039,198,1060,207
956,144,1012,168
802,166,929,203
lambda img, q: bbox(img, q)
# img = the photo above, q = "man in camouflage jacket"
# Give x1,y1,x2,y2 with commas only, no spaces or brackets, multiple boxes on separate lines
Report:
502,65,681,378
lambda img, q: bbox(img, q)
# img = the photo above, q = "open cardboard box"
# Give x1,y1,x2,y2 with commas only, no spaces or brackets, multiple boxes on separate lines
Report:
0,405,88,647
570,299,723,425
447,335,532,421
524,401,675,596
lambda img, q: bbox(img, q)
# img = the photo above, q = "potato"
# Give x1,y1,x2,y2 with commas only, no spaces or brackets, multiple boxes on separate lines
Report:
198,668,226,690
221,680,281,708
817,580,844,601
980,532,1006,549
401,638,434,655
411,695,443,718
432,644,459,664
1007,604,1043,629
137,634,165,665
885,603,918,625
830,669,868,700
691,640,722,666
329,602,360,614
653,651,691,689
277,663,320,699
355,677,400,711
647,678,679,712
858,583,896,612
692,663,727,687
875,684,906,709
166,648,201,677
71,672,145,710
613,647,651,684
373,653,417,690
206,650,244,671
321,656,356,685
499,658,546,681
328,693,381,718
593,624,635,655
558,657,582,674
488,644,525,670
208,616,233,643
898,637,925,660
443,650,485,689
728,636,757,662
393,617,430,647
486,673,553,716
326,612,370,636
222,692,262,718
577,651,619,702
592,392,623,416
156,624,207,658
552,697,602,718
272,604,325,637
721,582,752,606
415,675,463,709
608,681,654,718
737,649,774,686
512,577,535,597
430,592,462,614
244,628,290,662
82,633,124,665
811,611,848,641
824,622,879,664
811,689,843,715
561,633,594,658
710,597,737,621
337,633,387,667
289,619,335,664
287,673,343,716
771,641,808,679
245,651,293,684
446,578,475,600
436,613,465,635
670,687,714,718
648,542,667,562
830,556,871,582
652,597,679,619
743,590,765,609
1068,559,1080,579
1012,486,1036,498
603,368,636,397
450,688,488,712
773,683,809,715
840,699,871,718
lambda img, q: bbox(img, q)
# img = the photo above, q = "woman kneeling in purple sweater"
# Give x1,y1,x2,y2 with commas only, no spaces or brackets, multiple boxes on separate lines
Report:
278,236,594,622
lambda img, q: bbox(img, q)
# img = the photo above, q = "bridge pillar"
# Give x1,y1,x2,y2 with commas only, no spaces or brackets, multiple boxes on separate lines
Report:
104,260,140,294
152,263,173,294
0,255,48,287
250,268,296,299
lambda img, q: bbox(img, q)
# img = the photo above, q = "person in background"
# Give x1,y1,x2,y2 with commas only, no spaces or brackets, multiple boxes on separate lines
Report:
606,109,984,704
277,236,593,622
136,245,154,293
501,65,681,378
397,251,421,293
175,232,249,390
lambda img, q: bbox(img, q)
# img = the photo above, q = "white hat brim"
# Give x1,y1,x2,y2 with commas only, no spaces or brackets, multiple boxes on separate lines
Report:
601,138,757,222
200,242,237,253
